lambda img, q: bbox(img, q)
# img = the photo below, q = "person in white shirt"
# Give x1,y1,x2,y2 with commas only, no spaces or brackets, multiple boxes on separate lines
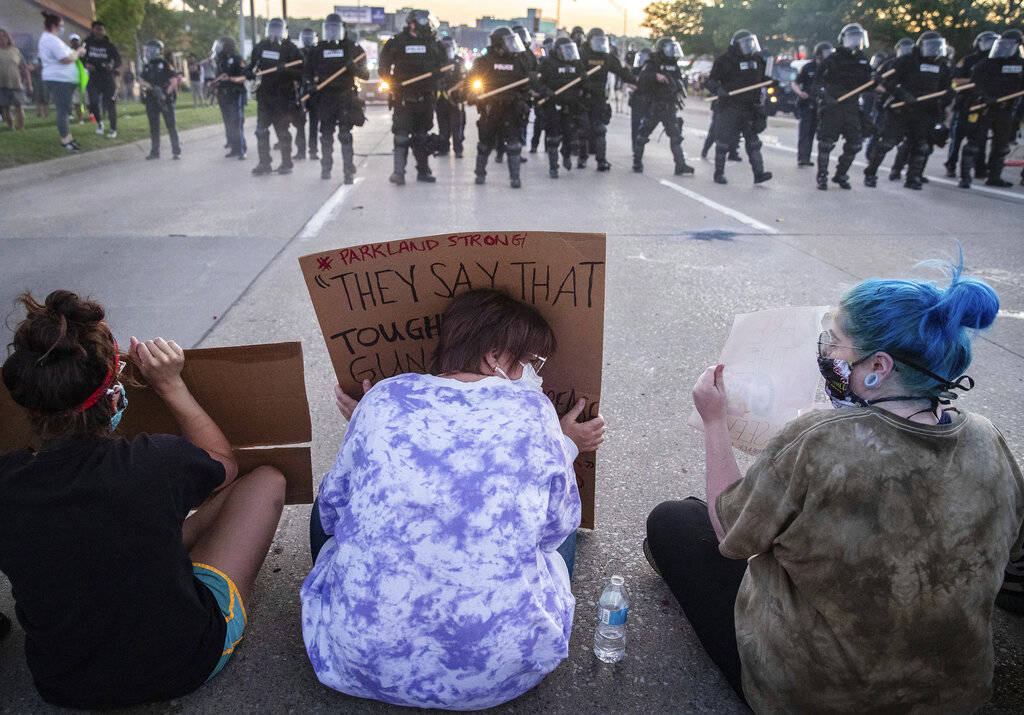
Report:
37,10,84,150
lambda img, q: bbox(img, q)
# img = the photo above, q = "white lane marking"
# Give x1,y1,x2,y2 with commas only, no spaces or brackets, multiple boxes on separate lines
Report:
298,177,363,239
688,125,1024,203
659,179,780,235
999,310,1024,320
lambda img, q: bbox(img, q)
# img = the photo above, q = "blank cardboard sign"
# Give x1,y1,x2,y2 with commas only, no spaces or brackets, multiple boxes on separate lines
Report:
0,342,314,505
299,231,606,529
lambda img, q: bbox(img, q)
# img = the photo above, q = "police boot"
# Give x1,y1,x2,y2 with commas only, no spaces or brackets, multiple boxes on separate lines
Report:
713,146,728,184
633,141,645,173
671,140,693,175
833,152,855,189
276,135,294,175
958,148,973,189
985,154,1012,187
749,147,772,184
389,145,408,186
341,140,356,185
728,147,743,161
495,148,504,163
904,152,926,190
547,145,560,178
863,146,882,187
475,144,489,185
889,143,909,181
293,130,306,160
816,151,830,190
563,152,573,171
508,152,522,189
944,159,956,178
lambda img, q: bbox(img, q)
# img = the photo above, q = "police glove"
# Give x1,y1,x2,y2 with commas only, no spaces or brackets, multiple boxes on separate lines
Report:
716,85,729,100
897,88,916,104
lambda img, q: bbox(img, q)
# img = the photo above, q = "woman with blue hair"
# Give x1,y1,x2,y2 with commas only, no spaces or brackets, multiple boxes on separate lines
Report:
646,257,1023,712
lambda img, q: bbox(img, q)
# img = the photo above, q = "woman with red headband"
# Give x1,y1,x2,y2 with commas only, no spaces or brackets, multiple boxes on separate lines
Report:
0,290,286,708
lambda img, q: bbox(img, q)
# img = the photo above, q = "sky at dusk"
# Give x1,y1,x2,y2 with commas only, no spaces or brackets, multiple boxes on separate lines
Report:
271,1,652,36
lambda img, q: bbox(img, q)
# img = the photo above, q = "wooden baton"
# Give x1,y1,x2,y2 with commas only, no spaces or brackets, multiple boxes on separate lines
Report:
300,52,366,103
400,63,455,87
727,79,774,97
890,83,975,109
969,88,1024,113
537,65,601,106
476,76,531,100
835,68,896,103
256,58,303,76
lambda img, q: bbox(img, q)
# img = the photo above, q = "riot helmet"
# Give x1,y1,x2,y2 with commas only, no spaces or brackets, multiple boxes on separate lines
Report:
406,9,439,37
541,36,555,57
945,44,955,63
587,27,609,54
266,17,286,42
838,23,868,51
894,38,914,58
554,36,580,62
299,27,317,47
143,39,163,61
323,13,343,43
973,30,999,53
869,51,886,70
512,25,532,50
655,37,683,59
731,30,760,57
570,26,585,46
440,36,457,61
490,26,525,56
211,38,223,60
989,30,1023,59
916,31,946,60
632,46,652,69
813,41,833,61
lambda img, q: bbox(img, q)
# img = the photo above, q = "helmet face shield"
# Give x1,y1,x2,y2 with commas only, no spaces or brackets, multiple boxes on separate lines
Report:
323,20,342,42
211,39,222,60
267,18,286,41
633,47,651,68
735,34,760,56
919,36,946,59
815,43,834,61
976,32,998,53
895,40,914,58
989,37,1022,59
589,35,610,54
841,28,868,51
300,28,316,47
558,41,581,62
513,27,532,48
441,39,456,60
144,41,162,61
500,33,525,54
659,40,682,58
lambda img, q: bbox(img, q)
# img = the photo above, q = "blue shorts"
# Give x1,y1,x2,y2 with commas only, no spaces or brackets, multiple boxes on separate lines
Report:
192,562,247,679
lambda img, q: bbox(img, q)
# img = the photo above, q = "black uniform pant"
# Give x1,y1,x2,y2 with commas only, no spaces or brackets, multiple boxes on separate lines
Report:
961,105,1015,182
291,104,306,156
715,102,765,174
796,101,817,162
435,95,465,153
87,73,117,130
540,101,584,164
307,95,320,156
946,106,964,167
816,100,863,177
865,108,932,182
476,101,524,172
392,94,436,169
145,94,179,156
635,100,686,166
319,92,356,173
218,90,245,155
646,498,748,703
630,97,648,155
580,96,611,162
255,99,293,168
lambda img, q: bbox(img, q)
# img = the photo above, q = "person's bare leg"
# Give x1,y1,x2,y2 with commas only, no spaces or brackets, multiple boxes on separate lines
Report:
182,480,237,551
1,107,11,130
14,105,25,130
187,465,286,603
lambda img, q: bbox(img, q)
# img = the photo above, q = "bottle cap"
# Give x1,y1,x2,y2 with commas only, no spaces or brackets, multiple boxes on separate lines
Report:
610,575,624,586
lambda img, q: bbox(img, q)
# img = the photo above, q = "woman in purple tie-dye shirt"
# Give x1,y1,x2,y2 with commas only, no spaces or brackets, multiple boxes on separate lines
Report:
301,289,606,710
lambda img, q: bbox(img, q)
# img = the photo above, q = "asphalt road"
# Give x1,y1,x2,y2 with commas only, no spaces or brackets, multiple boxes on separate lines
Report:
1,98,1022,714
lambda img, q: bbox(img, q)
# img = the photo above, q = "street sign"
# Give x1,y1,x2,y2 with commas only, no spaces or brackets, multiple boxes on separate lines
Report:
334,5,385,24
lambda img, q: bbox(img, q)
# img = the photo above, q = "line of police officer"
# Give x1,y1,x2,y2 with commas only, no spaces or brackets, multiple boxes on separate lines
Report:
794,26,1024,191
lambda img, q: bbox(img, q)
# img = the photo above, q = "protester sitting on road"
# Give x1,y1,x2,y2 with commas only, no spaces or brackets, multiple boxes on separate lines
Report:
645,257,1022,713
0,290,286,708
37,11,85,151
302,288,606,710
0,28,33,131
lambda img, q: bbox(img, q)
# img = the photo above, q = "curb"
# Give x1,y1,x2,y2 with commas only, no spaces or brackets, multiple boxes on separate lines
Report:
0,123,225,193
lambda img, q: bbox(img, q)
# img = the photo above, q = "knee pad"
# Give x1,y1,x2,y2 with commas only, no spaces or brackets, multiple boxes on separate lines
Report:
715,140,731,152
255,126,270,139
505,140,522,154
844,141,863,156
545,135,561,151
746,135,763,152
394,130,411,147
817,139,836,154
594,123,607,137
339,130,353,145
669,136,683,150
636,133,650,147
477,141,491,154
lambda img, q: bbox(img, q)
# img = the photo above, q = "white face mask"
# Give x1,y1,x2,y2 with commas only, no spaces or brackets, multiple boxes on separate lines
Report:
495,361,544,391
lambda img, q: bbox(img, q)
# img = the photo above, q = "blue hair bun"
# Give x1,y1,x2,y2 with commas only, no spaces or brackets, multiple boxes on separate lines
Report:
925,257,999,333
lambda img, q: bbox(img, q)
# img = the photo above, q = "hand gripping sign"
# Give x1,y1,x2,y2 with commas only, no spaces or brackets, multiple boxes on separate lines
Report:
299,231,606,528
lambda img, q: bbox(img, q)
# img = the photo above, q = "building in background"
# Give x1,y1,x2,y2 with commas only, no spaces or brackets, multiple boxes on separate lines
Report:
3,0,95,60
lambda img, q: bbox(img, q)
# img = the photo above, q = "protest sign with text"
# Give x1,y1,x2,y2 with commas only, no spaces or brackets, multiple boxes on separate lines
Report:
299,231,606,528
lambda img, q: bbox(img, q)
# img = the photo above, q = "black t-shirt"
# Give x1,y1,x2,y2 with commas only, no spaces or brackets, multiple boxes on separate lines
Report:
0,433,226,708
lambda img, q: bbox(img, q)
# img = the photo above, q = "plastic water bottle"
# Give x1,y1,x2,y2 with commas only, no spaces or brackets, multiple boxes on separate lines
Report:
593,575,629,663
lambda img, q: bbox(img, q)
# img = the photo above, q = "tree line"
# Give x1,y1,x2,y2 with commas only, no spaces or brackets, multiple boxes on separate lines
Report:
641,0,1024,56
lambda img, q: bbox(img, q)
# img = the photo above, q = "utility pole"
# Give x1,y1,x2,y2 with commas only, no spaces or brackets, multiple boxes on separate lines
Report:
238,0,246,51
281,0,287,20
250,0,257,45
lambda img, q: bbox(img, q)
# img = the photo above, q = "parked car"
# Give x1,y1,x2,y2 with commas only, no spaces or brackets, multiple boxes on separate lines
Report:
766,61,798,115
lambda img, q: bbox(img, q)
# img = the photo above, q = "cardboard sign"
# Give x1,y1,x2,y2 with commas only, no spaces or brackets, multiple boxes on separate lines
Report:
0,342,314,504
687,306,829,454
299,231,606,528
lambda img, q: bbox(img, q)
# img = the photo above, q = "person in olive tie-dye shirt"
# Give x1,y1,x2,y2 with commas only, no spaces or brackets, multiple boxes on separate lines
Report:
647,256,1024,713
